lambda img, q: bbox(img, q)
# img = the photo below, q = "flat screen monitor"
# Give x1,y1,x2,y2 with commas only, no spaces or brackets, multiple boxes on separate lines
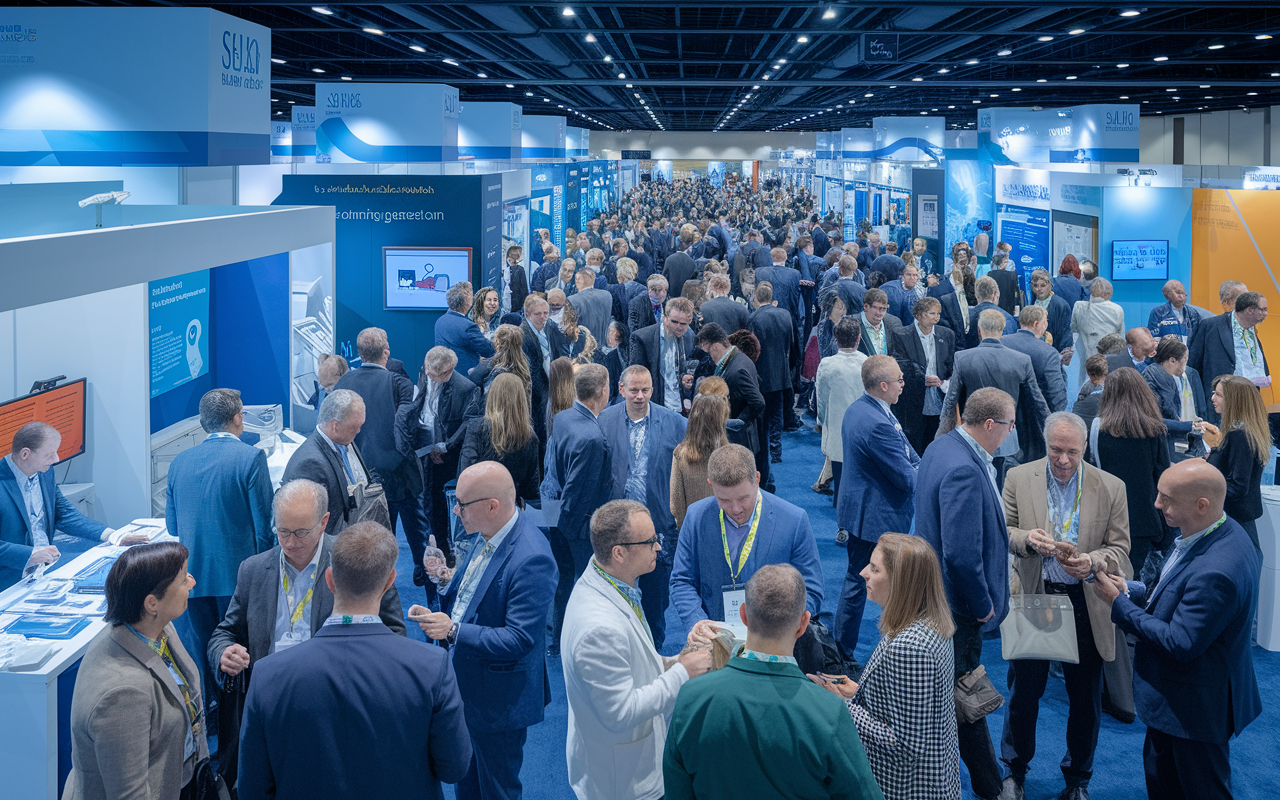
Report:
0,378,87,464
1111,239,1169,281
384,247,472,310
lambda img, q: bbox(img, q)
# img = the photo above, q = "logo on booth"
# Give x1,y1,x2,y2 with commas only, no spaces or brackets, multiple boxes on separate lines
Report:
325,92,363,110
220,30,263,90
0,24,35,42
443,90,459,118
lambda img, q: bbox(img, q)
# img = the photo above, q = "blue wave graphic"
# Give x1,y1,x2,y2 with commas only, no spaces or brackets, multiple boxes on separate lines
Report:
840,137,944,161
0,130,268,166
317,118,456,162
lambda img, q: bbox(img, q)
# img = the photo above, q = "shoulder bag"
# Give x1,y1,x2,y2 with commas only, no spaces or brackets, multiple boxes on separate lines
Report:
954,664,1005,724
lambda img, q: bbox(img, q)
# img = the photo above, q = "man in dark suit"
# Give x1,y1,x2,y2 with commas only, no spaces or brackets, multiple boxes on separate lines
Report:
628,274,669,346
0,422,145,590
411,462,558,800
694,323,770,491
857,287,903,357
916,387,1018,800
282,389,369,536
1072,355,1108,434
989,253,1021,318
700,273,751,334
521,294,570,448
928,276,969,346
503,244,530,318
749,282,795,464
825,255,867,316
834,355,920,656
1002,305,1069,416
209,479,405,786
548,364,614,651
238,521,470,800
1106,326,1158,377
1096,460,1262,800
166,388,275,702
334,327,427,576
890,296,956,456
397,347,476,571
605,257,646,348
663,248,701,302
940,309,1051,486
435,284,495,379
1189,290,1270,424
567,267,614,343
630,297,696,414
1027,268,1074,360
967,275,1019,348
754,247,805,353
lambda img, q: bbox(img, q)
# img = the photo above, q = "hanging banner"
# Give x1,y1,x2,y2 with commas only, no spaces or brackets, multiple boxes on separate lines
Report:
149,270,211,398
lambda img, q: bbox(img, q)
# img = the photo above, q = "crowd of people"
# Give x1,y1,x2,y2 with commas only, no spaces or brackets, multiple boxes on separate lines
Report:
15,175,1267,800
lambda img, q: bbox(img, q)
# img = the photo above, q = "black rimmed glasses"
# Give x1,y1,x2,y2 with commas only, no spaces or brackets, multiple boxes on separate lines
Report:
618,536,660,549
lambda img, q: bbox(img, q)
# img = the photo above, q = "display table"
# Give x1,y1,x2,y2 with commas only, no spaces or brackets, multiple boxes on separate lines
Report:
0,524,167,800
1256,487,1280,651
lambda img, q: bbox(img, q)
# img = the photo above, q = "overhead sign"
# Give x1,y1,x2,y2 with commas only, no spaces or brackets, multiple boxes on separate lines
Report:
621,150,651,160
316,82,459,163
862,33,900,62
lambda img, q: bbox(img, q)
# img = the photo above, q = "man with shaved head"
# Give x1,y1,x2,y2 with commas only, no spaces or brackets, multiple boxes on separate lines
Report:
1147,279,1199,344
1095,459,1261,800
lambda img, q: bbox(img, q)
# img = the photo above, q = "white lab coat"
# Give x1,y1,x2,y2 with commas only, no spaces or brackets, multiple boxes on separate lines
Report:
561,558,690,800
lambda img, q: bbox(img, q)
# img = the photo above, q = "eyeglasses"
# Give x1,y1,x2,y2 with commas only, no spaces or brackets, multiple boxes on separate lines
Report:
454,496,496,511
992,418,1016,429
275,522,321,541
617,536,660,549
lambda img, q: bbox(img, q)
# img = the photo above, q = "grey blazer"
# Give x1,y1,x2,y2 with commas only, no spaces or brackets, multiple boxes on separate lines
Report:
66,623,207,800
207,535,406,676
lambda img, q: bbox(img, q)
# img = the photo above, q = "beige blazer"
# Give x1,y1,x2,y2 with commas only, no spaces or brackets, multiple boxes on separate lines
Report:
1003,460,1132,661
64,622,207,800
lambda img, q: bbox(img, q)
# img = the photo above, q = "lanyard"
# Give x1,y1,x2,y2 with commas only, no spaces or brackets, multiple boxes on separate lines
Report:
1046,463,1083,543
281,569,315,630
593,561,648,634
720,491,763,586
714,346,738,377
1235,316,1260,364
129,628,200,732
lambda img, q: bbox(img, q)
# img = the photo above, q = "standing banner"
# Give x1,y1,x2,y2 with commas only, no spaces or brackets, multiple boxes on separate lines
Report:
995,168,1052,299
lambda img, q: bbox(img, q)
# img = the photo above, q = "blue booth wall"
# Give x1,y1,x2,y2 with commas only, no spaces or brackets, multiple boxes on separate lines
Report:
149,252,291,432
1099,187,1195,330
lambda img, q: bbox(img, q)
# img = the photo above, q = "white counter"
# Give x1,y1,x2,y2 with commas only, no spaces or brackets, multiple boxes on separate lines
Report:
1256,487,1280,651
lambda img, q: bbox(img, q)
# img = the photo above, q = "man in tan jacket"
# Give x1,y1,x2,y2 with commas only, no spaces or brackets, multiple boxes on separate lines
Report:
998,411,1131,800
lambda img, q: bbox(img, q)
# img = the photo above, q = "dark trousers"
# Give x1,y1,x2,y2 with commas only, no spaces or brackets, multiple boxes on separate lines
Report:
1001,583,1104,788
175,594,232,713
954,613,1004,800
1143,727,1233,800
422,454,460,562
922,414,941,451
638,548,672,651
763,390,785,460
833,536,877,658
831,460,843,508
754,431,773,491
549,528,594,646
783,384,801,427
389,494,428,569
456,727,529,800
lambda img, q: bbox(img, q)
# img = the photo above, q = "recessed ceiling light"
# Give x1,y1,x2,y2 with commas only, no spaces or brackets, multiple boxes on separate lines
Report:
912,77,924,81
1068,28,1086,35
1208,43,1225,50
778,59,788,64
362,28,384,35
1036,78,1047,82
973,99,982,103
1200,84,1211,88
1166,87,1177,91
1012,87,1022,91
626,83,633,87
997,48,1013,56
797,35,809,43
1037,36,1055,42
543,98,549,102
966,59,980,65
275,111,283,115
341,76,352,81
1248,91,1259,96
1116,63,1129,68
311,67,325,73
562,7,575,17
753,85,761,89
311,6,333,15
990,93,999,97
506,83,515,88
823,6,836,19
409,44,426,53
584,33,596,42
442,58,459,66
525,91,534,96
865,92,874,97
772,65,780,70
1120,9,1141,17
1257,34,1274,40
938,68,950,74
948,105,955,108
271,58,287,65
272,98,279,102
1154,56,1169,62
1205,95,1214,99
288,100,295,103
1120,95,1129,99
477,72,488,78
617,72,626,79
1066,75,1077,80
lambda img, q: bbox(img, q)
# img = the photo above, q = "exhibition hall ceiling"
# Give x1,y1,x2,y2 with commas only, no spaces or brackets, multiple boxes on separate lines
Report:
53,1,1280,131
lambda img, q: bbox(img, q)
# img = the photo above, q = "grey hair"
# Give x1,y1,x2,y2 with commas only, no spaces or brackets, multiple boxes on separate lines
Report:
1044,411,1087,447
975,275,999,302
978,307,1007,335
425,345,458,374
744,564,807,638
445,284,470,312
199,388,242,433
1219,280,1247,305
318,388,364,428
274,479,328,525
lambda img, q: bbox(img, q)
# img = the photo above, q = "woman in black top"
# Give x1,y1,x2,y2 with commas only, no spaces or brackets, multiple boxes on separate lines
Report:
1093,367,1170,575
457,372,540,506
1201,375,1269,549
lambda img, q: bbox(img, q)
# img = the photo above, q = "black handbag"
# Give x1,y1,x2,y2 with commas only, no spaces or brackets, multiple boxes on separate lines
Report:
954,664,1005,724
181,757,230,800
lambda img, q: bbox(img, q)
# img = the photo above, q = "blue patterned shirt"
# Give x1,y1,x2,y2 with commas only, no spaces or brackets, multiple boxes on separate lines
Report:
623,408,651,503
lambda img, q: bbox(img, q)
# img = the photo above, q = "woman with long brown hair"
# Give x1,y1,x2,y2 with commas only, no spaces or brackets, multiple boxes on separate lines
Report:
467,323,533,414
457,372,541,506
545,356,577,439
1201,374,1270,548
669,394,730,528
811,533,960,800
467,285,501,339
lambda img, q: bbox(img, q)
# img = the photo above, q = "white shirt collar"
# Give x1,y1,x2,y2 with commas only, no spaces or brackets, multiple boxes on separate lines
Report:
484,508,520,551
4,454,38,486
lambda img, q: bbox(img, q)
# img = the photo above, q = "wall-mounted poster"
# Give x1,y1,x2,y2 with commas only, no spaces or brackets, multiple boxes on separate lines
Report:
149,270,210,398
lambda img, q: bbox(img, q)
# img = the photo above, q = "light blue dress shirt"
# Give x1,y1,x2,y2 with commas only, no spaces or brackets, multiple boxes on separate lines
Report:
271,546,322,653
623,409,651,503
5,455,48,547
450,509,520,623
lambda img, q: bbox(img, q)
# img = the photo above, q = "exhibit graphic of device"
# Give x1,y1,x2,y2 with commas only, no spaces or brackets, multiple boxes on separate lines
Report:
185,319,203,379
384,246,472,310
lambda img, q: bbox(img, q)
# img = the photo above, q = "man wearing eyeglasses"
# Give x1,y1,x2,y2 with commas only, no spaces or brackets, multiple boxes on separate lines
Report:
208,479,405,783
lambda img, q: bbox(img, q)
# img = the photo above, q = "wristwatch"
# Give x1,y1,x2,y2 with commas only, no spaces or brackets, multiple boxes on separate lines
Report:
447,622,460,645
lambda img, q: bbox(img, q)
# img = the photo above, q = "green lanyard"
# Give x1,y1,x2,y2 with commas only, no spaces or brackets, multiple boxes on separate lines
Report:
592,561,648,634
720,491,763,586
1047,463,1083,542
1235,316,1260,364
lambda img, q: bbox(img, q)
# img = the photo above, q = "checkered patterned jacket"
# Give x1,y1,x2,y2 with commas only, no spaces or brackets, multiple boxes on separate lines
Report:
845,620,961,800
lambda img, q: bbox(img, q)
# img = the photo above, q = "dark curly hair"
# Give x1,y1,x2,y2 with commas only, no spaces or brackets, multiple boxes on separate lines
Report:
728,329,760,362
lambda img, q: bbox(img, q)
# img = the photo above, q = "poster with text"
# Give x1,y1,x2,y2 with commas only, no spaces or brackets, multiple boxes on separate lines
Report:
996,205,1050,299
149,270,211,398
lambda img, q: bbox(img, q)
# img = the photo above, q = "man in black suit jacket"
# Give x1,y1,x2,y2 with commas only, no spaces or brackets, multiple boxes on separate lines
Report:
663,249,701,301
694,323,770,489
754,248,805,353
238,522,471,799
333,328,427,571
628,274,668,341
890,296,956,455
629,298,696,413
282,389,370,535
857,288,904,357
521,295,570,448
989,253,1021,317
749,283,796,464
396,346,477,569
1189,291,1271,423
700,274,751,334
1106,326,1157,378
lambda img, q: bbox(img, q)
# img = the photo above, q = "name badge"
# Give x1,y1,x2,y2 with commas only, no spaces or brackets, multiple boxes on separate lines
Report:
722,585,746,625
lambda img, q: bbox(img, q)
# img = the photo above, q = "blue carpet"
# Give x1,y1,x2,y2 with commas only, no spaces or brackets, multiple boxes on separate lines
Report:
381,423,1280,799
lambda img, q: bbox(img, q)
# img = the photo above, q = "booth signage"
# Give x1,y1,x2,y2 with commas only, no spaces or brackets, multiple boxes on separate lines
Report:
862,34,900,62
149,270,211,398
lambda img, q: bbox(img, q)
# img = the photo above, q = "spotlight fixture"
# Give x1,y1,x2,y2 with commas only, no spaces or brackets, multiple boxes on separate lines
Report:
1116,63,1129,68
341,76,352,81
1012,87,1022,91
1154,56,1169,61
1036,78,1047,82
525,91,534,96
1207,42,1225,50
966,59,980,65
506,83,515,88
1119,9,1141,17
362,28,384,35
311,6,333,15
1257,34,1274,40
477,72,487,78
442,58,459,66
617,72,626,79
311,67,325,73
561,7,575,17
797,35,809,43
584,33,596,42
823,6,836,19
997,48,1013,56
912,77,924,81
1066,75,1077,80
271,58,287,65
937,68,950,74
1037,36,1054,42
409,44,427,53
1068,28,1086,35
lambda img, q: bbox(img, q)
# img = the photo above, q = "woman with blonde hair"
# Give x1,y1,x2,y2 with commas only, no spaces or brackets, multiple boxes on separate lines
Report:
812,533,960,800
669,394,730,528
468,323,532,413
559,304,588,360
458,372,541,506
1201,375,1270,548
695,376,729,399
467,285,501,339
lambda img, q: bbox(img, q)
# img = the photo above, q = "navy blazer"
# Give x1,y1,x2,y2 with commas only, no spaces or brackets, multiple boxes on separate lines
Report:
837,394,919,542
1111,517,1261,743
1001,329,1069,414
0,462,107,589
166,436,274,598
629,323,696,410
238,622,472,799
663,251,701,301
1052,276,1086,306
598,402,687,540
753,265,804,347
670,490,824,625
334,365,420,497
628,291,664,345
748,305,795,394
915,430,1009,632
442,511,558,733
990,269,1020,317
940,339,1050,460
1144,364,1207,457
281,431,369,535
434,310,495,380
700,296,751,335
1189,312,1269,423
1031,292,1074,354
966,301,1018,348
522,319,569,440
550,403,614,542
927,283,967,346
396,371,477,457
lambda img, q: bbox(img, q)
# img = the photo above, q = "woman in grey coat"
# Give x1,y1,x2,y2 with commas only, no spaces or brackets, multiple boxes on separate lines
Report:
65,542,207,800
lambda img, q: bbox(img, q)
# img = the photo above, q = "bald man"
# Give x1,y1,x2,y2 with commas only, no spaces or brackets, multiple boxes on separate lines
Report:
1147,279,1199,344
410,462,558,800
1095,460,1260,800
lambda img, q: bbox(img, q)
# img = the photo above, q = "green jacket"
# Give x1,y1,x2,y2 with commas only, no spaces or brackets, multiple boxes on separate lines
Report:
663,657,884,800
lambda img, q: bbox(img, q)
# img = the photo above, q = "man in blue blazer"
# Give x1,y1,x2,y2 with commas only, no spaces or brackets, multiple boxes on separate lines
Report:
670,444,823,640
915,387,1017,800
435,283,495,379
166,388,274,700
1188,291,1270,424
1002,306,1069,416
548,364,614,650
834,355,919,656
239,521,471,800
754,248,805,353
0,422,142,590
599,366,687,650
411,462,558,800
1096,460,1261,800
